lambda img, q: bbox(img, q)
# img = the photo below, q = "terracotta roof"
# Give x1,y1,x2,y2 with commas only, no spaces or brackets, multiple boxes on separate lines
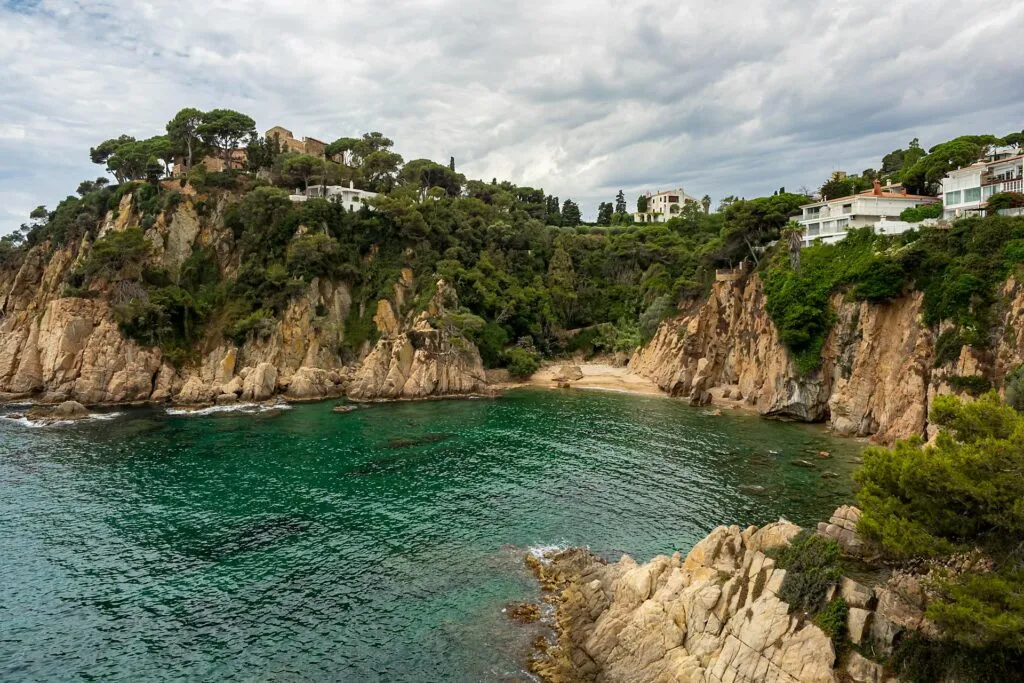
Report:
801,188,938,208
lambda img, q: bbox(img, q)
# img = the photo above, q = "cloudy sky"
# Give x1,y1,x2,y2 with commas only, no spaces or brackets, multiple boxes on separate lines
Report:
1,0,1023,235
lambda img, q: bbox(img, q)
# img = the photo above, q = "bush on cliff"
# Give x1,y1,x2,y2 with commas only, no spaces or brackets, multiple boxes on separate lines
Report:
855,393,1024,558
769,531,843,614
855,393,1024,665
764,215,1024,372
78,226,151,281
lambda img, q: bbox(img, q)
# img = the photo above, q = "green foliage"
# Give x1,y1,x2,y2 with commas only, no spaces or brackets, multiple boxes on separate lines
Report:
987,192,1024,212
946,374,993,396
813,598,848,644
855,393,1024,559
927,569,1024,651
286,233,343,281
935,328,966,367
769,531,843,614
890,631,1024,683
341,305,378,357
899,202,943,222
1005,365,1024,413
503,347,541,379
77,227,151,281
469,321,510,368
639,294,675,341
197,109,256,169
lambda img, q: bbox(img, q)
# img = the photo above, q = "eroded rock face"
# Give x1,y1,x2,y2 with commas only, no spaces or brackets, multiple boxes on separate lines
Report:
629,275,953,444
347,280,488,400
530,520,841,683
0,201,356,406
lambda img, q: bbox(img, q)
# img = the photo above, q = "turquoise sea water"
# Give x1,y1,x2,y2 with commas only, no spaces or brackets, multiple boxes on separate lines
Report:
1,389,863,682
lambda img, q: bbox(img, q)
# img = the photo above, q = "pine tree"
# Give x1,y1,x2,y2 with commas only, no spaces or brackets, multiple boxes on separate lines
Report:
596,202,613,226
614,190,627,216
561,199,581,226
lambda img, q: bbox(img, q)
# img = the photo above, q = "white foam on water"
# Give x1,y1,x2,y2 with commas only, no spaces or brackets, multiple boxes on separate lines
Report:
526,542,574,564
166,402,292,416
0,412,123,428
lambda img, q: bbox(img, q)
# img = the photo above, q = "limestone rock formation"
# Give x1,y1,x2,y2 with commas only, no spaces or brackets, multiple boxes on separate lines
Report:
529,520,844,683
347,279,488,400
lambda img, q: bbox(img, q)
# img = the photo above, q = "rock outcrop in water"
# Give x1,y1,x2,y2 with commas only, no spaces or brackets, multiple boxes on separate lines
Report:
347,278,489,400
630,274,1024,443
526,510,925,683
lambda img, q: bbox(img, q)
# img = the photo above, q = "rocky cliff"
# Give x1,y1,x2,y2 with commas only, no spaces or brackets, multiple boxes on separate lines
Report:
0,192,487,406
630,274,1024,443
347,276,489,400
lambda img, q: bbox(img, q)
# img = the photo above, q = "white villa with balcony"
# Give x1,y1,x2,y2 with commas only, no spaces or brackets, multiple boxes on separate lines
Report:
289,181,378,212
940,154,1023,219
634,188,698,223
797,180,939,246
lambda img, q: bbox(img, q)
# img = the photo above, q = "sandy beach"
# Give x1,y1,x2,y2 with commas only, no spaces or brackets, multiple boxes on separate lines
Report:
522,362,666,396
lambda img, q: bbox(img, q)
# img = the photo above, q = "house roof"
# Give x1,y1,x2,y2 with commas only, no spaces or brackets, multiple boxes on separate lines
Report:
801,187,938,209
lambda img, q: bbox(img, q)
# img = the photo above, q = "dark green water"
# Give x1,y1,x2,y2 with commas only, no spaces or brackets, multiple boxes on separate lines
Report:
1,389,862,682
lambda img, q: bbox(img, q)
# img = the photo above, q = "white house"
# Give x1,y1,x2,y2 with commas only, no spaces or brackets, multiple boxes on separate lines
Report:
289,181,378,212
940,154,1023,220
634,188,699,223
797,180,939,246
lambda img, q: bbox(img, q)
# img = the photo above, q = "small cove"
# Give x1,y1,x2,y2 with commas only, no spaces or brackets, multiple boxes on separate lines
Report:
1,388,863,682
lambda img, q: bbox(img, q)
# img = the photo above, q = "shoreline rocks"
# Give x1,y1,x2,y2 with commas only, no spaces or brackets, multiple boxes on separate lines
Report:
523,509,903,683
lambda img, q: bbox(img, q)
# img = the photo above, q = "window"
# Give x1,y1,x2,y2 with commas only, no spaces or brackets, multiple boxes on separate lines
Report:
807,223,819,236
823,220,834,232
963,187,981,203
668,195,680,203
946,190,962,205
837,218,849,231
983,185,998,199
842,203,852,214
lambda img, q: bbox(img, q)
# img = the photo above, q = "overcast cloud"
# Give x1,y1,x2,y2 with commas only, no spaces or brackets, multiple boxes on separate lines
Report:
1,0,1023,235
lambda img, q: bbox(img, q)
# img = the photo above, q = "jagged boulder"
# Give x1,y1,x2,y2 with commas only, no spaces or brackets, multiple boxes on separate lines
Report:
285,366,345,399
347,279,488,400
554,364,584,382
240,363,278,401
52,400,89,418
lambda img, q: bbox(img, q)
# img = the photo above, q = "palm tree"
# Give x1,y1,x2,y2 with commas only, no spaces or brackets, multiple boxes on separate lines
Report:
701,194,711,215
781,221,805,273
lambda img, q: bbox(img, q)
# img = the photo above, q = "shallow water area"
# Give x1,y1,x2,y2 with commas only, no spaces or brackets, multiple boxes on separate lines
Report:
1,388,863,682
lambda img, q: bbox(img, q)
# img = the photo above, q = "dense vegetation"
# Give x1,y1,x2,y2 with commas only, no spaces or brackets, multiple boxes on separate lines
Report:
763,214,1024,372
3,108,1022,375
855,394,1024,680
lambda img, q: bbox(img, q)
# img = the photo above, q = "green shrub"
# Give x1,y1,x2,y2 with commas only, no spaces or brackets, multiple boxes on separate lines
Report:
77,226,151,281
891,631,1024,683
504,347,541,379
934,328,966,367
1005,364,1024,413
286,233,342,281
639,294,675,341
468,320,509,368
769,531,843,613
946,374,992,396
927,569,1024,651
899,202,943,222
813,597,848,644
